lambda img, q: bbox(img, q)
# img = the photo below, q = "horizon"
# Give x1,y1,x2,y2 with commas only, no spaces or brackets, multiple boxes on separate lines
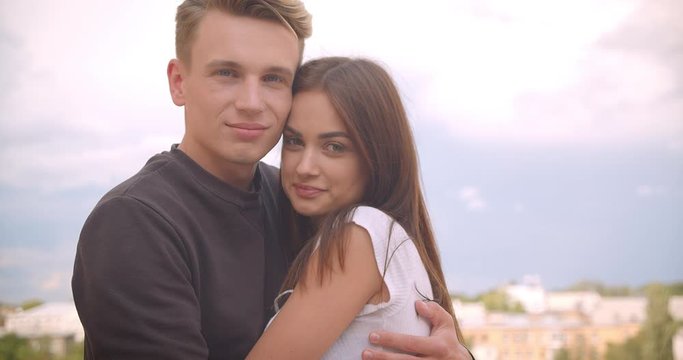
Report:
3,277,682,306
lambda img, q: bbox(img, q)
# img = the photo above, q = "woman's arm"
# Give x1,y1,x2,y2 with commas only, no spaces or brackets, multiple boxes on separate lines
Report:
247,224,383,360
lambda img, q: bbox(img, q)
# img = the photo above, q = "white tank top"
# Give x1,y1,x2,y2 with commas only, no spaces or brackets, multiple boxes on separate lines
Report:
270,206,433,359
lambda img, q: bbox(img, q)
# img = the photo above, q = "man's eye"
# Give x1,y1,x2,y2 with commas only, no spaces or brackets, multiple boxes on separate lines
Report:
264,74,284,83
217,69,235,77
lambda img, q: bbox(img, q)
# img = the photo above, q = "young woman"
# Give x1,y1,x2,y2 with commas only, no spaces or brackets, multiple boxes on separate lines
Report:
247,57,465,359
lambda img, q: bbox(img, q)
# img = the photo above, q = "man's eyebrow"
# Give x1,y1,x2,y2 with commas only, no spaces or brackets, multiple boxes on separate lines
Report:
206,60,242,70
266,66,295,79
205,60,293,78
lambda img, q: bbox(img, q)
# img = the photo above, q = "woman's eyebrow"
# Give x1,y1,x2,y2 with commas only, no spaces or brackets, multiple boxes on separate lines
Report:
284,126,349,140
283,125,301,136
318,131,349,139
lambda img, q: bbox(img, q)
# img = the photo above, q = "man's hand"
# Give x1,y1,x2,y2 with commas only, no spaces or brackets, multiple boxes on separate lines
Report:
361,300,473,360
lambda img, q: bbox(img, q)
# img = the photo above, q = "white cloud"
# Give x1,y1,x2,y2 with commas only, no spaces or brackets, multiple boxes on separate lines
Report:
636,185,666,198
668,140,683,152
458,186,487,211
0,246,74,269
1,1,182,191
0,246,76,301
306,0,682,147
2,0,682,193
0,247,45,268
514,202,527,214
0,134,180,191
40,272,66,291
411,0,682,146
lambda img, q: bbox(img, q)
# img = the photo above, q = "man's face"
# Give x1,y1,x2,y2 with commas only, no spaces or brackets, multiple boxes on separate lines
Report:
170,10,300,181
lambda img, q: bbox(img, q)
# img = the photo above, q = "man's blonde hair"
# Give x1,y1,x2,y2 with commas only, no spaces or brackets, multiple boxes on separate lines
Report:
175,0,312,65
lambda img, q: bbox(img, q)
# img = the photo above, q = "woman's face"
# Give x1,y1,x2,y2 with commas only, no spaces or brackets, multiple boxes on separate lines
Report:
281,90,368,218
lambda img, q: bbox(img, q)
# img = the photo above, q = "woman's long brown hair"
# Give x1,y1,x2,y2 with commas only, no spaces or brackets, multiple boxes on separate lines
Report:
280,57,463,341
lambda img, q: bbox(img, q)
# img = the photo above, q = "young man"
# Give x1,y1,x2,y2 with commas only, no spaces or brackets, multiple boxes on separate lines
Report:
72,1,472,359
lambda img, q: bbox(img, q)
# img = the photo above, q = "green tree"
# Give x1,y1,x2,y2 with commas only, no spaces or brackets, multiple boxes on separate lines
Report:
553,335,598,360
450,293,477,302
640,283,676,360
667,282,683,296
0,333,46,360
565,280,634,296
62,341,84,360
0,334,29,360
0,334,85,360
604,283,679,360
553,348,570,360
19,299,43,311
604,334,643,360
475,289,525,313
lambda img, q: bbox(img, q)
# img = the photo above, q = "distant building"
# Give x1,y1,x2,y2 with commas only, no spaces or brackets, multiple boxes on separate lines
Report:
0,304,19,334
503,275,547,314
670,295,683,321
546,291,601,314
590,297,647,326
4,302,84,356
462,311,590,360
456,277,648,360
585,297,645,357
460,307,642,360
672,296,683,360
674,328,683,360
454,299,487,326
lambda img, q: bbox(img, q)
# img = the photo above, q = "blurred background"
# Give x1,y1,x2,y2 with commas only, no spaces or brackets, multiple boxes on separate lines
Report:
0,0,681,358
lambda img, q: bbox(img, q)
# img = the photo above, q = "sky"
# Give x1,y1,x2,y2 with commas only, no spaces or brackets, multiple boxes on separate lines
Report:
0,0,681,303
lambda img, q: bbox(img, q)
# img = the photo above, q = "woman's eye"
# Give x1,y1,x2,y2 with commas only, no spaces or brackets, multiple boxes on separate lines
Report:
283,136,303,147
325,143,345,153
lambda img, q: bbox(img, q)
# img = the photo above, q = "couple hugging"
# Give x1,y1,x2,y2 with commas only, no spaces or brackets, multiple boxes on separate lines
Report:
72,1,474,359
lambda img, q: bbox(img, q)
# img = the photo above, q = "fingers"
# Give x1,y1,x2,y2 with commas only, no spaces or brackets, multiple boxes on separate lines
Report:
361,348,416,360
416,300,454,330
361,302,464,360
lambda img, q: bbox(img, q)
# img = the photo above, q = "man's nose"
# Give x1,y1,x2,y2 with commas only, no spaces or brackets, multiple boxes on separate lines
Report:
235,78,265,114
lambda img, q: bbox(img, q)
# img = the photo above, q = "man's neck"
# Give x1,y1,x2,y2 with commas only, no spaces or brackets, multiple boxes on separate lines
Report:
177,143,257,191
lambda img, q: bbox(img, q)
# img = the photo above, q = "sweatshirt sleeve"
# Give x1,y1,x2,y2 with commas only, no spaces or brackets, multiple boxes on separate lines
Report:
72,195,208,359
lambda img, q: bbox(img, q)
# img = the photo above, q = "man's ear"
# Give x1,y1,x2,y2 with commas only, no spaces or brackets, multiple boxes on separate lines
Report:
167,59,186,106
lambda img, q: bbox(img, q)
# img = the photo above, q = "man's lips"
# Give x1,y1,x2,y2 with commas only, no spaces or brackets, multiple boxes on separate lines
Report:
228,122,267,130
293,184,324,198
227,122,268,140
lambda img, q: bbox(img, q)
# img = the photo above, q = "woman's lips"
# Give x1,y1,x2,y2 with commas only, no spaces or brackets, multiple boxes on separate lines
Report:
293,184,324,198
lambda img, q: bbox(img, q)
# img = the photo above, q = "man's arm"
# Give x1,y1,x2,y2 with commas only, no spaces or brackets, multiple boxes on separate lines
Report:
72,196,207,359
361,301,474,360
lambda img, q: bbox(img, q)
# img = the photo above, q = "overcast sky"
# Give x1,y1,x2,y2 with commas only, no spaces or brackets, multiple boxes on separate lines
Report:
1,0,681,303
